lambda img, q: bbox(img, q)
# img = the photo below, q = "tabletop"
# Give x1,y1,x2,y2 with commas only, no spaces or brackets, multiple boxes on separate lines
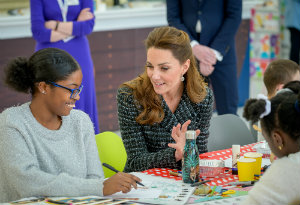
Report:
142,142,263,187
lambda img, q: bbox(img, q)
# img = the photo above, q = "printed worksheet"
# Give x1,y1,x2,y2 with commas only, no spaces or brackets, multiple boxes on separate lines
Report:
108,172,195,205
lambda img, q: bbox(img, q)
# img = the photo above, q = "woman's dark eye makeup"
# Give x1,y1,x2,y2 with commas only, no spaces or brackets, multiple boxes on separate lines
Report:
145,63,169,70
146,63,153,68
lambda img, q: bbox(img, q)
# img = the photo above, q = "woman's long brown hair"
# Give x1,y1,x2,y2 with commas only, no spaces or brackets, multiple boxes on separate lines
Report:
120,26,207,125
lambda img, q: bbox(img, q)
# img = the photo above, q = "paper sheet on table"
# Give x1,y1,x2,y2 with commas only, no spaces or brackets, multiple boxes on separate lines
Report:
107,172,173,199
224,158,271,168
106,172,195,205
108,188,161,198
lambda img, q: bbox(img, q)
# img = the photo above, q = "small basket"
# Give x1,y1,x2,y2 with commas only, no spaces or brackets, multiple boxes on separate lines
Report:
199,160,225,177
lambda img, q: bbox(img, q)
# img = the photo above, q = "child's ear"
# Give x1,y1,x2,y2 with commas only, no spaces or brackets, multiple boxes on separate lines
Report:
271,130,284,150
37,81,49,94
275,84,284,92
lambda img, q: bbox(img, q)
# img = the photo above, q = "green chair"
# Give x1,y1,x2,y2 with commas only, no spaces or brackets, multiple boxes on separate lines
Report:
95,131,127,178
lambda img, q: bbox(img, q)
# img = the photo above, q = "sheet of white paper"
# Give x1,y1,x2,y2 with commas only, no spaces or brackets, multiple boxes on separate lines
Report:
107,172,195,205
109,188,161,199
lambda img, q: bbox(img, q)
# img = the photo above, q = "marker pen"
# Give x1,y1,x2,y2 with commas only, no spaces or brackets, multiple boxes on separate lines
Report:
228,181,257,185
169,171,182,177
190,180,211,187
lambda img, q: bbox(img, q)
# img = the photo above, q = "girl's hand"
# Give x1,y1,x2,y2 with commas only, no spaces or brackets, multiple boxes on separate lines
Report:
77,8,94,22
168,120,200,161
103,172,142,196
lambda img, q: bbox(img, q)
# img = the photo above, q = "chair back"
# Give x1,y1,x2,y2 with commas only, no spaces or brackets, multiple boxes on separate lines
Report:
95,131,127,178
208,114,256,152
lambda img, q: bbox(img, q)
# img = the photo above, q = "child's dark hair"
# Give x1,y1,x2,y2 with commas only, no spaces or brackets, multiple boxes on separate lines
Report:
4,48,80,95
243,81,300,144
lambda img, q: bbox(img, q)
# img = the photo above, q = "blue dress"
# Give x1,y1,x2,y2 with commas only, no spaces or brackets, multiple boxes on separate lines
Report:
30,0,100,134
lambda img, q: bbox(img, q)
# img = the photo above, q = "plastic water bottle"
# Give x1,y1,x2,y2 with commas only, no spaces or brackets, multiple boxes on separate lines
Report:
182,130,200,183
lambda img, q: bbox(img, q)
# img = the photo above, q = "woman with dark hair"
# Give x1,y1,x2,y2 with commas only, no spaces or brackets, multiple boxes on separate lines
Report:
241,81,300,204
0,48,141,203
117,26,214,172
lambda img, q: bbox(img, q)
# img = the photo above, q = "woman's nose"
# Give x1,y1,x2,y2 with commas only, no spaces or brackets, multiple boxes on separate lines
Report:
152,69,160,80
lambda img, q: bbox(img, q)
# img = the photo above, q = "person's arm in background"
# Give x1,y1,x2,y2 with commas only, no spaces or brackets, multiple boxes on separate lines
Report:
209,0,242,57
117,88,180,172
44,7,94,42
46,0,95,37
166,0,216,73
71,0,95,36
194,0,242,76
31,0,95,43
166,0,195,41
30,0,69,43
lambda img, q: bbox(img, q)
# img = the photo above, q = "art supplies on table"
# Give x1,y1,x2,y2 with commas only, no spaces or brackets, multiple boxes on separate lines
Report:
109,172,195,205
169,171,182,177
7,197,133,205
102,163,145,187
224,157,271,169
190,180,211,187
232,145,241,175
189,185,249,204
199,159,225,177
9,197,46,204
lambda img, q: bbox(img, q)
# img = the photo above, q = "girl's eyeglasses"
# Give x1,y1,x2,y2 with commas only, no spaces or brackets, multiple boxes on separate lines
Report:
47,81,83,99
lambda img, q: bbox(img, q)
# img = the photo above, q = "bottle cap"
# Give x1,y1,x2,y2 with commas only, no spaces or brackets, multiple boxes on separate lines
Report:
232,145,240,154
185,130,196,139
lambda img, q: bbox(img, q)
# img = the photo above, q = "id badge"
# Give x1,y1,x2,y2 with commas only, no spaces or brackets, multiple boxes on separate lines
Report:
68,0,79,6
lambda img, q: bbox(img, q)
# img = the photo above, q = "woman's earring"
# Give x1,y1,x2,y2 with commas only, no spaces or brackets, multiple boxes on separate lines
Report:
181,76,185,82
42,90,46,94
278,145,282,150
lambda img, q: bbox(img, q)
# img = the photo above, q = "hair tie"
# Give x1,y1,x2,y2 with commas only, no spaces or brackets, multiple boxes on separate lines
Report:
295,100,300,113
257,94,271,118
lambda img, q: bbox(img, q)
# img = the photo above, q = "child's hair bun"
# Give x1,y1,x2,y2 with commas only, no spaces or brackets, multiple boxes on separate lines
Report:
243,98,266,123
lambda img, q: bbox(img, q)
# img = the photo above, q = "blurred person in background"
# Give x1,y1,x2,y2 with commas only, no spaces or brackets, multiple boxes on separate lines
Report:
285,0,300,64
166,0,242,115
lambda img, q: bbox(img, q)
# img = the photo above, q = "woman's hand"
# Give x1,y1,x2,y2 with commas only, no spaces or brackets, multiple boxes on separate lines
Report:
103,172,142,196
77,8,94,22
45,20,57,30
168,120,201,161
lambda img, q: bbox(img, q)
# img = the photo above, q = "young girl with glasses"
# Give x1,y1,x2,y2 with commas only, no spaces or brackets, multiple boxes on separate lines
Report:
0,48,141,203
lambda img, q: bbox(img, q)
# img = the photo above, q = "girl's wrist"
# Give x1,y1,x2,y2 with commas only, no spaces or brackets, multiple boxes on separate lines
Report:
55,21,60,31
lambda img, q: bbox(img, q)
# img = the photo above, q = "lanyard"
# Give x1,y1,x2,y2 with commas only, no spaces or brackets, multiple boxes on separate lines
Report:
57,0,69,22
